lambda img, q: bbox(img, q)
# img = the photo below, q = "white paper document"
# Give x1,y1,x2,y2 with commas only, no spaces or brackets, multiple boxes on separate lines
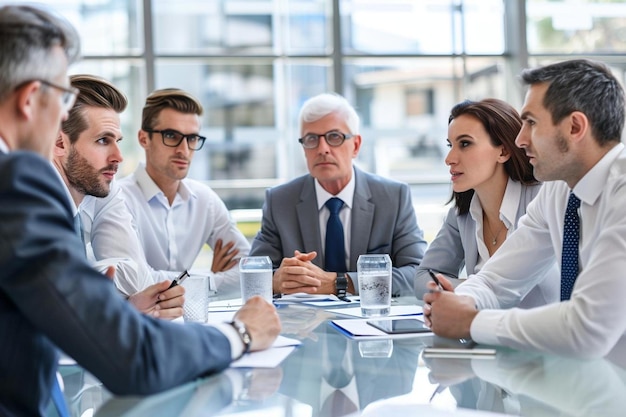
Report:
274,293,360,307
209,298,244,312
230,335,302,368
329,304,423,318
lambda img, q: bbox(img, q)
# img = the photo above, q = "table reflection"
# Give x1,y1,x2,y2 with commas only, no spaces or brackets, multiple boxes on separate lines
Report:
278,321,422,417
94,367,289,417
422,343,626,416
75,300,626,417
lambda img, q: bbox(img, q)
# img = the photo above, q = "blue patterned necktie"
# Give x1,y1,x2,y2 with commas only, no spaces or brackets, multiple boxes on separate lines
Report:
324,198,347,272
51,373,70,417
561,192,581,301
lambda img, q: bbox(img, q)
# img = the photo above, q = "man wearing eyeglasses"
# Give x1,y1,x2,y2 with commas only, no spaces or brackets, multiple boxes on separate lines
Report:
119,88,250,296
51,74,187,319
0,5,280,416
250,93,427,297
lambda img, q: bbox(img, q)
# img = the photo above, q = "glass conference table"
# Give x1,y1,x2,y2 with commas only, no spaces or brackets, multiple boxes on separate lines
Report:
61,297,626,417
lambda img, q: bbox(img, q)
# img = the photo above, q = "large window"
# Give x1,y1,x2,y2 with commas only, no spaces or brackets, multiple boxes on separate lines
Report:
5,0,626,240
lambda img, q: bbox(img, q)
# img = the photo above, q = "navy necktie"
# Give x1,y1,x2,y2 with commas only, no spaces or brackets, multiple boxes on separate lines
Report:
561,192,581,301
325,198,346,272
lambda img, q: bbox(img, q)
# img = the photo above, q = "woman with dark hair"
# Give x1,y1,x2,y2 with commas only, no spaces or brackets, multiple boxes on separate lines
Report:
414,98,558,307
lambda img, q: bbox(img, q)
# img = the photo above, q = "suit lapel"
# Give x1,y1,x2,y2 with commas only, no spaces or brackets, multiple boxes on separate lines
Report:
458,214,479,274
297,177,324,268
350,168,374,270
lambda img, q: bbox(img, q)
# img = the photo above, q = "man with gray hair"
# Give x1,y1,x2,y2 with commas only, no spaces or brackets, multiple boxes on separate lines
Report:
0,5,280,416
250,93,427,297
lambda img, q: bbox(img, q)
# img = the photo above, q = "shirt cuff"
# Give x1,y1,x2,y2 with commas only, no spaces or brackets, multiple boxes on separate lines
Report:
470,309,503,346
213,322,245,360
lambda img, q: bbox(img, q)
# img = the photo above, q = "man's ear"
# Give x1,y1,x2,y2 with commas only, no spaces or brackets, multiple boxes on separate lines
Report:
54,131,68,158
569,111,589,144
14,81,40,121
138,129,150,149
352,134,362,158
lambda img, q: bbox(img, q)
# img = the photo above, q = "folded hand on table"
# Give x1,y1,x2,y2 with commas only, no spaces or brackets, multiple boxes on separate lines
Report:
273,250,340,295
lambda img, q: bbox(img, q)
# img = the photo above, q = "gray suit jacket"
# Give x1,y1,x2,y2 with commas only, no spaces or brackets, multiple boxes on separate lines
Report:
250,166,427,296
415,183,559,307
0,152,232,416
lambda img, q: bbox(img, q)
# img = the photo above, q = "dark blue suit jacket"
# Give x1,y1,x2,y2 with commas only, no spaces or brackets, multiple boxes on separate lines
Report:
0,152,232,416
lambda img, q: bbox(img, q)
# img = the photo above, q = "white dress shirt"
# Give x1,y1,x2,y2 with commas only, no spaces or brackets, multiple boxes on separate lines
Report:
468,179,559,308
469,179,520,271
79,181,154,296
457,143,626,357
118,164,250,297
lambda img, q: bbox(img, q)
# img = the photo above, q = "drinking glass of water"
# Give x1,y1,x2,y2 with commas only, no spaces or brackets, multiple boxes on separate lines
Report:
182,274,209,323
239,256,273,303
357,254,392,317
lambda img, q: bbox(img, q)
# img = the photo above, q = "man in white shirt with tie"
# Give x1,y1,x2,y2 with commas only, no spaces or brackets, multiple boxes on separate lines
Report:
119,88,249,297
424,59,626,359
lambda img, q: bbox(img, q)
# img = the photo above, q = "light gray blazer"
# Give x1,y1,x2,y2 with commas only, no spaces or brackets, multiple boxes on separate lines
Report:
250,166,427,296
415,183,559,307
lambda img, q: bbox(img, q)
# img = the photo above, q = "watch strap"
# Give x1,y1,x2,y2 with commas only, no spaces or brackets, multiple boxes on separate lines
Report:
229,319,252,359
335,273,348,298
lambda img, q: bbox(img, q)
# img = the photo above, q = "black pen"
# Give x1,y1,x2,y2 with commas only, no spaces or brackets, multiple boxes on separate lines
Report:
428,269,444,291
168,270,190,289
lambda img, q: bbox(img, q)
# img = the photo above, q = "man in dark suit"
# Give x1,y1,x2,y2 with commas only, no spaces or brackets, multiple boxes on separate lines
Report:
0,5,280,416
250,93,427,297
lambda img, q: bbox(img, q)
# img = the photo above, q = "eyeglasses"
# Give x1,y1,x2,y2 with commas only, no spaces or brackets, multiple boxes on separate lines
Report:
144,128,206,150
298,130,353,149
33,79,79,112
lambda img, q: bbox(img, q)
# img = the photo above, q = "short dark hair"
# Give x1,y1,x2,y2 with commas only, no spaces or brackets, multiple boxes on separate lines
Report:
520,59,625,146
0,5,80,101
447,98,537,214
62,74,128,144
141,88,203,131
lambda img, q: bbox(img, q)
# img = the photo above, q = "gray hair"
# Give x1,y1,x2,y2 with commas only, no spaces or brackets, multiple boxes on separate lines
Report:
298,93,360,135
0,4,80,101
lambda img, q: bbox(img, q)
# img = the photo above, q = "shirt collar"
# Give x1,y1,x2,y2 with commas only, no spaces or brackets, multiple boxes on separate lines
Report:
573,142,624,205
53,167,79,216
498,178,522,229
469,177,521,229
0,137,9,154
315,166,356,210
134,163,196,203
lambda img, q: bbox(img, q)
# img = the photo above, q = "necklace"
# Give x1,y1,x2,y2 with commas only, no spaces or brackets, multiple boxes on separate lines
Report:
485,217,506,246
